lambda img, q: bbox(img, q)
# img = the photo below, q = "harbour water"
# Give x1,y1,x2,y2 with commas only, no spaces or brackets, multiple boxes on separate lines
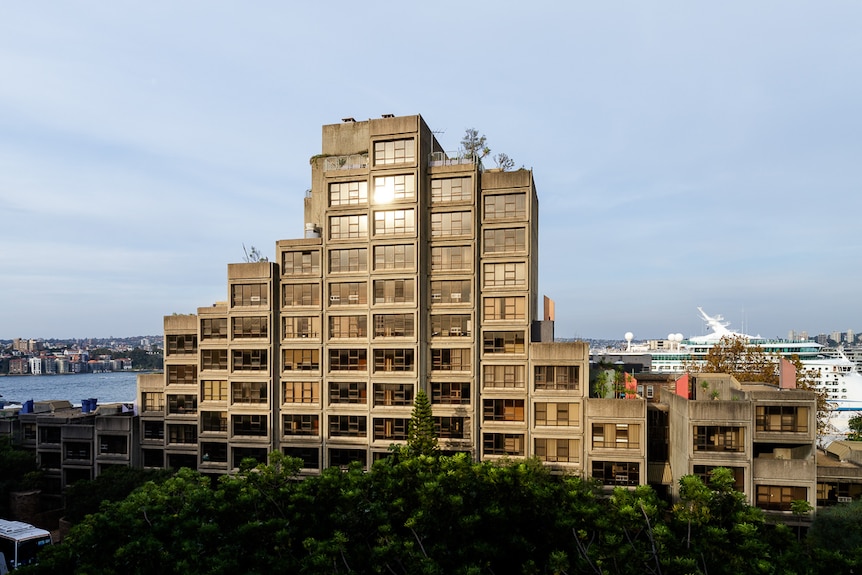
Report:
0,371,146,406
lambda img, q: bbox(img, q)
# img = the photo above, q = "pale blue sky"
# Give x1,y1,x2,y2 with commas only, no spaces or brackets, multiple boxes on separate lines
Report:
1,2,860,340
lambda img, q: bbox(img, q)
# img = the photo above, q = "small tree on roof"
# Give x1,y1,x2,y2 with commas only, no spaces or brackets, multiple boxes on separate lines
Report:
460,128,491,160
493,152,515,171
406,389,438,457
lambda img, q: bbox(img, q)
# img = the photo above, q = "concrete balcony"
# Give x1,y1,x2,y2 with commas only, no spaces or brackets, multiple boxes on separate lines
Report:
428,151,480,168
61,426,94,440
96,416,133,432
753,456,816,482
323,154,368,171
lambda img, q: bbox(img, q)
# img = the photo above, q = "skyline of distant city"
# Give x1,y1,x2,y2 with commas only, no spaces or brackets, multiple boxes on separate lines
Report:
0,336,162,349
1,328,858,347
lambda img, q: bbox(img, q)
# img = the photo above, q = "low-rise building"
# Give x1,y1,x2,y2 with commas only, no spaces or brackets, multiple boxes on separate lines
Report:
8,400,138,496
661,373,818,513
816,441,862,505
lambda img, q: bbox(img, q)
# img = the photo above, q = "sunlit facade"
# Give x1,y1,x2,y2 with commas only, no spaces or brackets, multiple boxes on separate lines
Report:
137,114,590,474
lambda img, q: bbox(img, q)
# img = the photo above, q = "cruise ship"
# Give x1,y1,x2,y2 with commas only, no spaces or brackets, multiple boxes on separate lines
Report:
592,308,862,435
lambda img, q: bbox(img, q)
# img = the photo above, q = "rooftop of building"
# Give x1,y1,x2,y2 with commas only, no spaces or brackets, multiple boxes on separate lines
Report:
823,440,862,465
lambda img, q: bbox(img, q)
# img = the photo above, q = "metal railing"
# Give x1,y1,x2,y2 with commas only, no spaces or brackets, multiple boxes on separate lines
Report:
323,154,368,171
428,151,481,168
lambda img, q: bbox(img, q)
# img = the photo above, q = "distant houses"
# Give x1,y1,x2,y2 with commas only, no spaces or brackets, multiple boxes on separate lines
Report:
4,353,133,375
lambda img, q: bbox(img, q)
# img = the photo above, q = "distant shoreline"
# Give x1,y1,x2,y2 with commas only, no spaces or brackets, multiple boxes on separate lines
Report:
0,370,162,377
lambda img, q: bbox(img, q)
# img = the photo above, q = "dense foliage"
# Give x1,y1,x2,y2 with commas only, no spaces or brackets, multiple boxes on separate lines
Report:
0,436,39,517
19,454,859,575
62,466,173,523
847,414,862,441
807,498,862,568
124,346,164,370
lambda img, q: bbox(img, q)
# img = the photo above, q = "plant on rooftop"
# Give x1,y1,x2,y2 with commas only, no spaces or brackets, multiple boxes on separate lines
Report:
493,152,515,171
460,127,490,160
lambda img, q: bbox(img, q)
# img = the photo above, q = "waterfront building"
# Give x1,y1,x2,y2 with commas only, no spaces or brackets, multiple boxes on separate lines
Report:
8,358,29,375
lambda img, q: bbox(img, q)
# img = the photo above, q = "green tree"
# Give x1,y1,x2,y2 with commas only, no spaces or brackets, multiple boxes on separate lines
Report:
807,498,862,571
28,468,218,574
598,485,666,575
460,128,490,160
592,369,610,398
62,466,172,523
847,413,862,440
591,364,627,398
789,498,813,542
0,436,39,517
406,389,438,457
493,152,515,171
701,335,777,382
675,474,712,550
23,455,811,575
667,468,778,575
121,347,163,370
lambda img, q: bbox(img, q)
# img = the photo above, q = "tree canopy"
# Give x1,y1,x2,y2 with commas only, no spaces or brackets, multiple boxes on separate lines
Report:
21,457,854,575
847,414,862,441
0,436,39,517
460,128,515,170
62,465,172,523
701,335,778,382
460,127,490,159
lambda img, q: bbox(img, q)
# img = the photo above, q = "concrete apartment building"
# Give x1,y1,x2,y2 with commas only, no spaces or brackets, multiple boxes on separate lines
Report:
127,114,842,514
659,373,819,511
4,114,857,522
0,400,138,496
136,114,589,475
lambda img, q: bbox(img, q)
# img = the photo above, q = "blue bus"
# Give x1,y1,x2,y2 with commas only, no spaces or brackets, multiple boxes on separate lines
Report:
0,520,52,571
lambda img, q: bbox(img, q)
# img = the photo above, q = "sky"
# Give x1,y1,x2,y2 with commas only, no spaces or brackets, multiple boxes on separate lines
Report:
1,2,861,341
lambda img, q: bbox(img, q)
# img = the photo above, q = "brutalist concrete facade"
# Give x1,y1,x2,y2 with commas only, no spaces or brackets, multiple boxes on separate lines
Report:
135,114,588,475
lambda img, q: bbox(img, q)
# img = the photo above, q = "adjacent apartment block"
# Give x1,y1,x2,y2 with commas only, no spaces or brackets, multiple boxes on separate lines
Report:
137,114,589,475
659,373,818,512
0,400,138,496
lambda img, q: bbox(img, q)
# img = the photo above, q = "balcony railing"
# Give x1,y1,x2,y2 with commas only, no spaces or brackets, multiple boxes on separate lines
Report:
429,151,482,168
324,154,368,171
